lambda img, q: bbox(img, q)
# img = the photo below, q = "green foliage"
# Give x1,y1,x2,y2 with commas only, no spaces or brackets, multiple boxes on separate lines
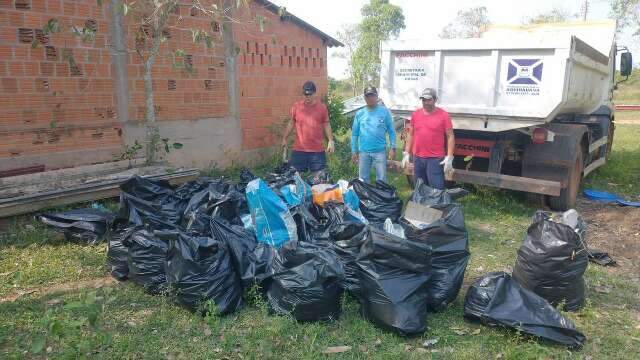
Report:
328,77,355,99
352,0,405,87
440,6,490,39
524,7,574,24
611,0,640,35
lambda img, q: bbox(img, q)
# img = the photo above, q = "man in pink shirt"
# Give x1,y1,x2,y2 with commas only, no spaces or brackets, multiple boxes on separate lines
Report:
281,81,335,173
401,88,455,189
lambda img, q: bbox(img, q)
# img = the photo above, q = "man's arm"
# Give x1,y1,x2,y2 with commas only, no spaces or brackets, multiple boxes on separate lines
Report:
446,128,455,157
324,121,335,153
281,119,294,147
385,110,396,159
351,114,360,163
401,118,413,168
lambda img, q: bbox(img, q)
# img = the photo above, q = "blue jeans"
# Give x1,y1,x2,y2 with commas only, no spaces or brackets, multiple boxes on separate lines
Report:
290,151,326,172
358,151,387,183
414,156,445,190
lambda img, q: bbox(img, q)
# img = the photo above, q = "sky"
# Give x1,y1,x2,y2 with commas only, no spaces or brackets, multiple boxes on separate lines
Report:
268,0,639,79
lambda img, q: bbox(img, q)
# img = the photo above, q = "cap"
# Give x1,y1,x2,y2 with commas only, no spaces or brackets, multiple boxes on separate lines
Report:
420,88,437,100
302,81,316,95
364,86,378,96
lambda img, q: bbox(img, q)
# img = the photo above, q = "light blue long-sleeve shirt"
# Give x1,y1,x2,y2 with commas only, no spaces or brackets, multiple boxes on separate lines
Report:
351,105,396,153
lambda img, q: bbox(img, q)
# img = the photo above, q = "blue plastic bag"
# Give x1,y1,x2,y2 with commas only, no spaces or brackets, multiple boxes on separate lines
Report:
280,174,312,208
246,179,298,248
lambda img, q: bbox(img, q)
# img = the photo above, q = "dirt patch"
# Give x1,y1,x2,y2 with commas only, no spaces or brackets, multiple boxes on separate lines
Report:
0,276,116,303
577,198,640,276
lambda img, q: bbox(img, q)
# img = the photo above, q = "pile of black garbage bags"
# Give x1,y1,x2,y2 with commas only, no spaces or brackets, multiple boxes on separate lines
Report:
37,169,588,347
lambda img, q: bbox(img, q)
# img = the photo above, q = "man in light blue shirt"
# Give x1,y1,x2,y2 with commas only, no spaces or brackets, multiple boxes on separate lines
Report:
351,86,396,183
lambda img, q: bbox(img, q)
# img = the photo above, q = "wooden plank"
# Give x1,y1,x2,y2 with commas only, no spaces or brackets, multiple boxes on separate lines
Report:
388,160,561,196
0,170,199,218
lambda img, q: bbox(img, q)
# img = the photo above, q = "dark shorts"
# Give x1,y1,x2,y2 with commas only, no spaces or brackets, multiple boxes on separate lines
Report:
413,156,445,190
290,150,326,172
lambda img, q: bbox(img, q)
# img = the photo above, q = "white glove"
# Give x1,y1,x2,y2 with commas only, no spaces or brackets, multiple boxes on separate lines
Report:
440,156,454,174
401,151,410,168
326,140,335,154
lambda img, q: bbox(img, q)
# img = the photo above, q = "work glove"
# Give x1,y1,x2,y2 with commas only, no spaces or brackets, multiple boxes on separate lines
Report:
326,140,335,154
440,156,454,174
401,151,410,168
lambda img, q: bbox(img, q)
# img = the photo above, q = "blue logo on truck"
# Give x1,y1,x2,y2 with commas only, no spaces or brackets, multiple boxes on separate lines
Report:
507,59,543,85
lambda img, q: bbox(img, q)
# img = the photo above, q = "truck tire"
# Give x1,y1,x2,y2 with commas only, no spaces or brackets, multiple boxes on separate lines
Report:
548,146,584,211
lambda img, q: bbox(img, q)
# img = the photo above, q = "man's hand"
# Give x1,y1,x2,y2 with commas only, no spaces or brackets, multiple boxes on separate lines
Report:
388,148,396,160
326,140,335,154
351,153,359,164
401,151,411,168
440,156,454,174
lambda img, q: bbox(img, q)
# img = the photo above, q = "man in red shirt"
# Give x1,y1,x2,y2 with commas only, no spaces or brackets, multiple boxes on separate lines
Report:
281,81,335,173
402,88,455,189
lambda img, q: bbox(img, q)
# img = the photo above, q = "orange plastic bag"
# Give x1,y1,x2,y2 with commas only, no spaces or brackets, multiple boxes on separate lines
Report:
311,185,343,207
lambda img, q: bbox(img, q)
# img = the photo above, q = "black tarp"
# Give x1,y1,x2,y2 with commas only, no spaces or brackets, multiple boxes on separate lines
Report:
464,272,586,348
38,208,114,245
512,211,588,311
356,226,432,336
350,179,402,225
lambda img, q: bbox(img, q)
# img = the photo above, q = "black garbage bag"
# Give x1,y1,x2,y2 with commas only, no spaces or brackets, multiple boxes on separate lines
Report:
410,178,469,205
107,220,137,280
209,217,270,287
350,179,402,225
331,223,367,298
181,179,247,230
588,248,616,266
464,272,586,348
38,208,115,245
266,242,344,322
123,229,169,294
400,203,470,312
164,228,244,315
292,201,368,247
119,176,189,225
512,210,588,311
356,227,432,336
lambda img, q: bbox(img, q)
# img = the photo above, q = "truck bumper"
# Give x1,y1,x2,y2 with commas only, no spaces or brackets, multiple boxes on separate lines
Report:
388,160,562,196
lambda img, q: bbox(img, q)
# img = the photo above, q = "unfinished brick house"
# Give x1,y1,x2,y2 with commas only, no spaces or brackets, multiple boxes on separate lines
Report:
0,0,342,176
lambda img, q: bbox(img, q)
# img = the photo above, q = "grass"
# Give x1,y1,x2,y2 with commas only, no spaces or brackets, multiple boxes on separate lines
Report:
1,127,639,359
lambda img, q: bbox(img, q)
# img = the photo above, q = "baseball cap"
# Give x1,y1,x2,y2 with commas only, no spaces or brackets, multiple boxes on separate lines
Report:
302,81,316,95
420,88,437,100
363,86,378,96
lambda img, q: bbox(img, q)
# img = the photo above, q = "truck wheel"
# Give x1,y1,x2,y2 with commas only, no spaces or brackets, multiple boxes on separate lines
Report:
548,146,584,211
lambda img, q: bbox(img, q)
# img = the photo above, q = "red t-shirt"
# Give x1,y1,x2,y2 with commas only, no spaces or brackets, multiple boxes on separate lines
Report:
290,100,329,152
409,107,453,158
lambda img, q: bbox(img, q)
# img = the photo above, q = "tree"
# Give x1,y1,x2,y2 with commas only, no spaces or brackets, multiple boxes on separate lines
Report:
524,8,575,24
41,0,261,164
611,0,640,35
352,0,405,87
334,24,361,96
440,6,490,39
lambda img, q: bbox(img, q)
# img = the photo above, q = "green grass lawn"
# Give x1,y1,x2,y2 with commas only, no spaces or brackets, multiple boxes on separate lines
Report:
1,127,639,359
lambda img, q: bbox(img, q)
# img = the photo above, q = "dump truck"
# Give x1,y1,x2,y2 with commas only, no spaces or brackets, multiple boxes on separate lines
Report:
378,21,633,210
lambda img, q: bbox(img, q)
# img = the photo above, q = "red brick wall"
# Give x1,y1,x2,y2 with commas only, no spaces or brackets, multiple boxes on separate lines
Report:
0,0,122,168
233,3,328,150
124,2,229,123
0,0,331,173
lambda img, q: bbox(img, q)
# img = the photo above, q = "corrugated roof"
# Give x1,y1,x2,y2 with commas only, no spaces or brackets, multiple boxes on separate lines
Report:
254,0,344,47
